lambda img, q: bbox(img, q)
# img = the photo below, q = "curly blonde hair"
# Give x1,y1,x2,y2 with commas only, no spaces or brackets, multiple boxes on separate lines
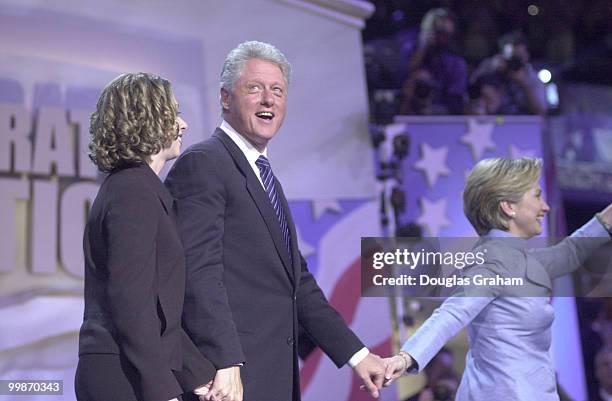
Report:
89,72,178,172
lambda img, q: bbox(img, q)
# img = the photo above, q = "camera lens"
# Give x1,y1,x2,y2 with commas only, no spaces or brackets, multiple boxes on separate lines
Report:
506,56,524,71
414,80,433,98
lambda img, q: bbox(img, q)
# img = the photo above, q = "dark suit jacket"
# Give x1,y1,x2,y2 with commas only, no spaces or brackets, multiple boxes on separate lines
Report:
78,164,215,401
165,129,364,401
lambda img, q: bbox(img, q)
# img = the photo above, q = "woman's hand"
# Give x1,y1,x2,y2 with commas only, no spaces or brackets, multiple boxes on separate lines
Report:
382,352,413,387
598,204,612,228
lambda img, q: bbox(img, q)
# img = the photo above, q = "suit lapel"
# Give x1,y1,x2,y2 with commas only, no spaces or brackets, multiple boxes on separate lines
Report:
214,129,295,285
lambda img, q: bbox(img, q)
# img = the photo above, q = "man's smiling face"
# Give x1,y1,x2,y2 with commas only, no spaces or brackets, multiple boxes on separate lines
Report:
221,58,287,151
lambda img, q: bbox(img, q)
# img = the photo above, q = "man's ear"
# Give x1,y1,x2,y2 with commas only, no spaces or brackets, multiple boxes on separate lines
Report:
220,88,230,110
500,200,515,218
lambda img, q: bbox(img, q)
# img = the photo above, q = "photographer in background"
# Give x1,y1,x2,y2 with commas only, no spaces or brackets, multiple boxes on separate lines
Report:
404,348,458,401
471,31,547,115
465,73,505,115
406,8,467,114
399,68,444,115
593,347,612,401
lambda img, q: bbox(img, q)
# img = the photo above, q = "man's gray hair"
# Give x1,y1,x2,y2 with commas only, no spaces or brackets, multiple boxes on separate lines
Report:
220,41,292,91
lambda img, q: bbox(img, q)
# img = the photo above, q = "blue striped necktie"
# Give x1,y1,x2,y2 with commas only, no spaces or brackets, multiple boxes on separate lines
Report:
255,155,292,262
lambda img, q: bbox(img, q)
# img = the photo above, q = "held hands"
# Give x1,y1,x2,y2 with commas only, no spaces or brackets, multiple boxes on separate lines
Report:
382,352,414,387
193,380,213,400
353,353,386,398
202,366,243,401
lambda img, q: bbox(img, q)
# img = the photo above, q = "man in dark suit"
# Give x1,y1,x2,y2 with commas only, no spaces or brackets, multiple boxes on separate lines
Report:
165,41,386,401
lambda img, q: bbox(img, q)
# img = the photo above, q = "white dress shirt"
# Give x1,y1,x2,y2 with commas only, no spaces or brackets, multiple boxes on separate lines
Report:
220,120,268,187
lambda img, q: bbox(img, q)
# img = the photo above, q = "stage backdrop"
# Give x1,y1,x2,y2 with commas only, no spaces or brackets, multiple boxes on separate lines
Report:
0,1,396,401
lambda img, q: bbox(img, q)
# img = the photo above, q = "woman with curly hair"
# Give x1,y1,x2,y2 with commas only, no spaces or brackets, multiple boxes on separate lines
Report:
75,73,215,401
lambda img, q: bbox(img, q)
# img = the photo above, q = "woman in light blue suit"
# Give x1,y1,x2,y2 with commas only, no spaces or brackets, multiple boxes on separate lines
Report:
383,157,612,401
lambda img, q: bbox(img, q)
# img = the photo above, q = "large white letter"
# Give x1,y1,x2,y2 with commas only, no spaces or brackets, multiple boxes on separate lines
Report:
31,179,58,274
32,107,75,177
0,102,32,173
69,109,97,179
60,182,99,278
0,178,29,272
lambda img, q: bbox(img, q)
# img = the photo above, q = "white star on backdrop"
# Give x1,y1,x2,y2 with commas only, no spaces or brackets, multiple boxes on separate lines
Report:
416,197,451,236
508,144,537,159
295,225,316,258
461,118,496,161
413,143,451,188
311,199,343,220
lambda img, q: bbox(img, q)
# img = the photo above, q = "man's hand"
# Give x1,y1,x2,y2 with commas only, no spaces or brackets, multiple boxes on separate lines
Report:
193,380,213,400
353,353,386,398
203,366,243,401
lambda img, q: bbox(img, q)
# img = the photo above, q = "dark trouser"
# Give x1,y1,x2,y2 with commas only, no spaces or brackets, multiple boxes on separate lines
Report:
75,354,144,401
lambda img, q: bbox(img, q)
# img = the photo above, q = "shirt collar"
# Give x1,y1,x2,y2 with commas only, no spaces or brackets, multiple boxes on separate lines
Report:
481,228,528,250
220,120,268,166
486,228,516,238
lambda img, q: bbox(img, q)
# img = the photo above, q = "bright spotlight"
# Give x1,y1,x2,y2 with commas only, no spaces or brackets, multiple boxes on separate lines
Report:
538,69,552,84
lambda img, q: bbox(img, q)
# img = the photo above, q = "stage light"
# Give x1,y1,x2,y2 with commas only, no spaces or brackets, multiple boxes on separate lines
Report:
528,5,539,16
546,82,559,108
538,69,552,83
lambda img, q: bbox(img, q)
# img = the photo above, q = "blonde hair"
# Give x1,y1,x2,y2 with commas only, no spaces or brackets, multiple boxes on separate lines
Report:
89,72,178,173
463,157,542,235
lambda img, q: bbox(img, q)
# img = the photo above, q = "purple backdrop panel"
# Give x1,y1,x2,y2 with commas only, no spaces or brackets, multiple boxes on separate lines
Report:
392,115,544,237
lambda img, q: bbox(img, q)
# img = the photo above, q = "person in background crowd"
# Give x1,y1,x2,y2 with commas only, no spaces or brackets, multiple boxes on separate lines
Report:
405,8,468,115
404,348,458,401
594,347,612,401
471,31,547,115
465,74,505,115
75,73,215,401
399,68,439,115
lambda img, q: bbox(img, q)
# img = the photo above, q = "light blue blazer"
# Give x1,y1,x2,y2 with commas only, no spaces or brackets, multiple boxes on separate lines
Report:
402,217,610,401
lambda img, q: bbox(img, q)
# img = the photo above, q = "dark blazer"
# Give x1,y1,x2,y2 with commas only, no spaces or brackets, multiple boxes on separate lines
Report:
77,164,215,401
165,129,364,401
